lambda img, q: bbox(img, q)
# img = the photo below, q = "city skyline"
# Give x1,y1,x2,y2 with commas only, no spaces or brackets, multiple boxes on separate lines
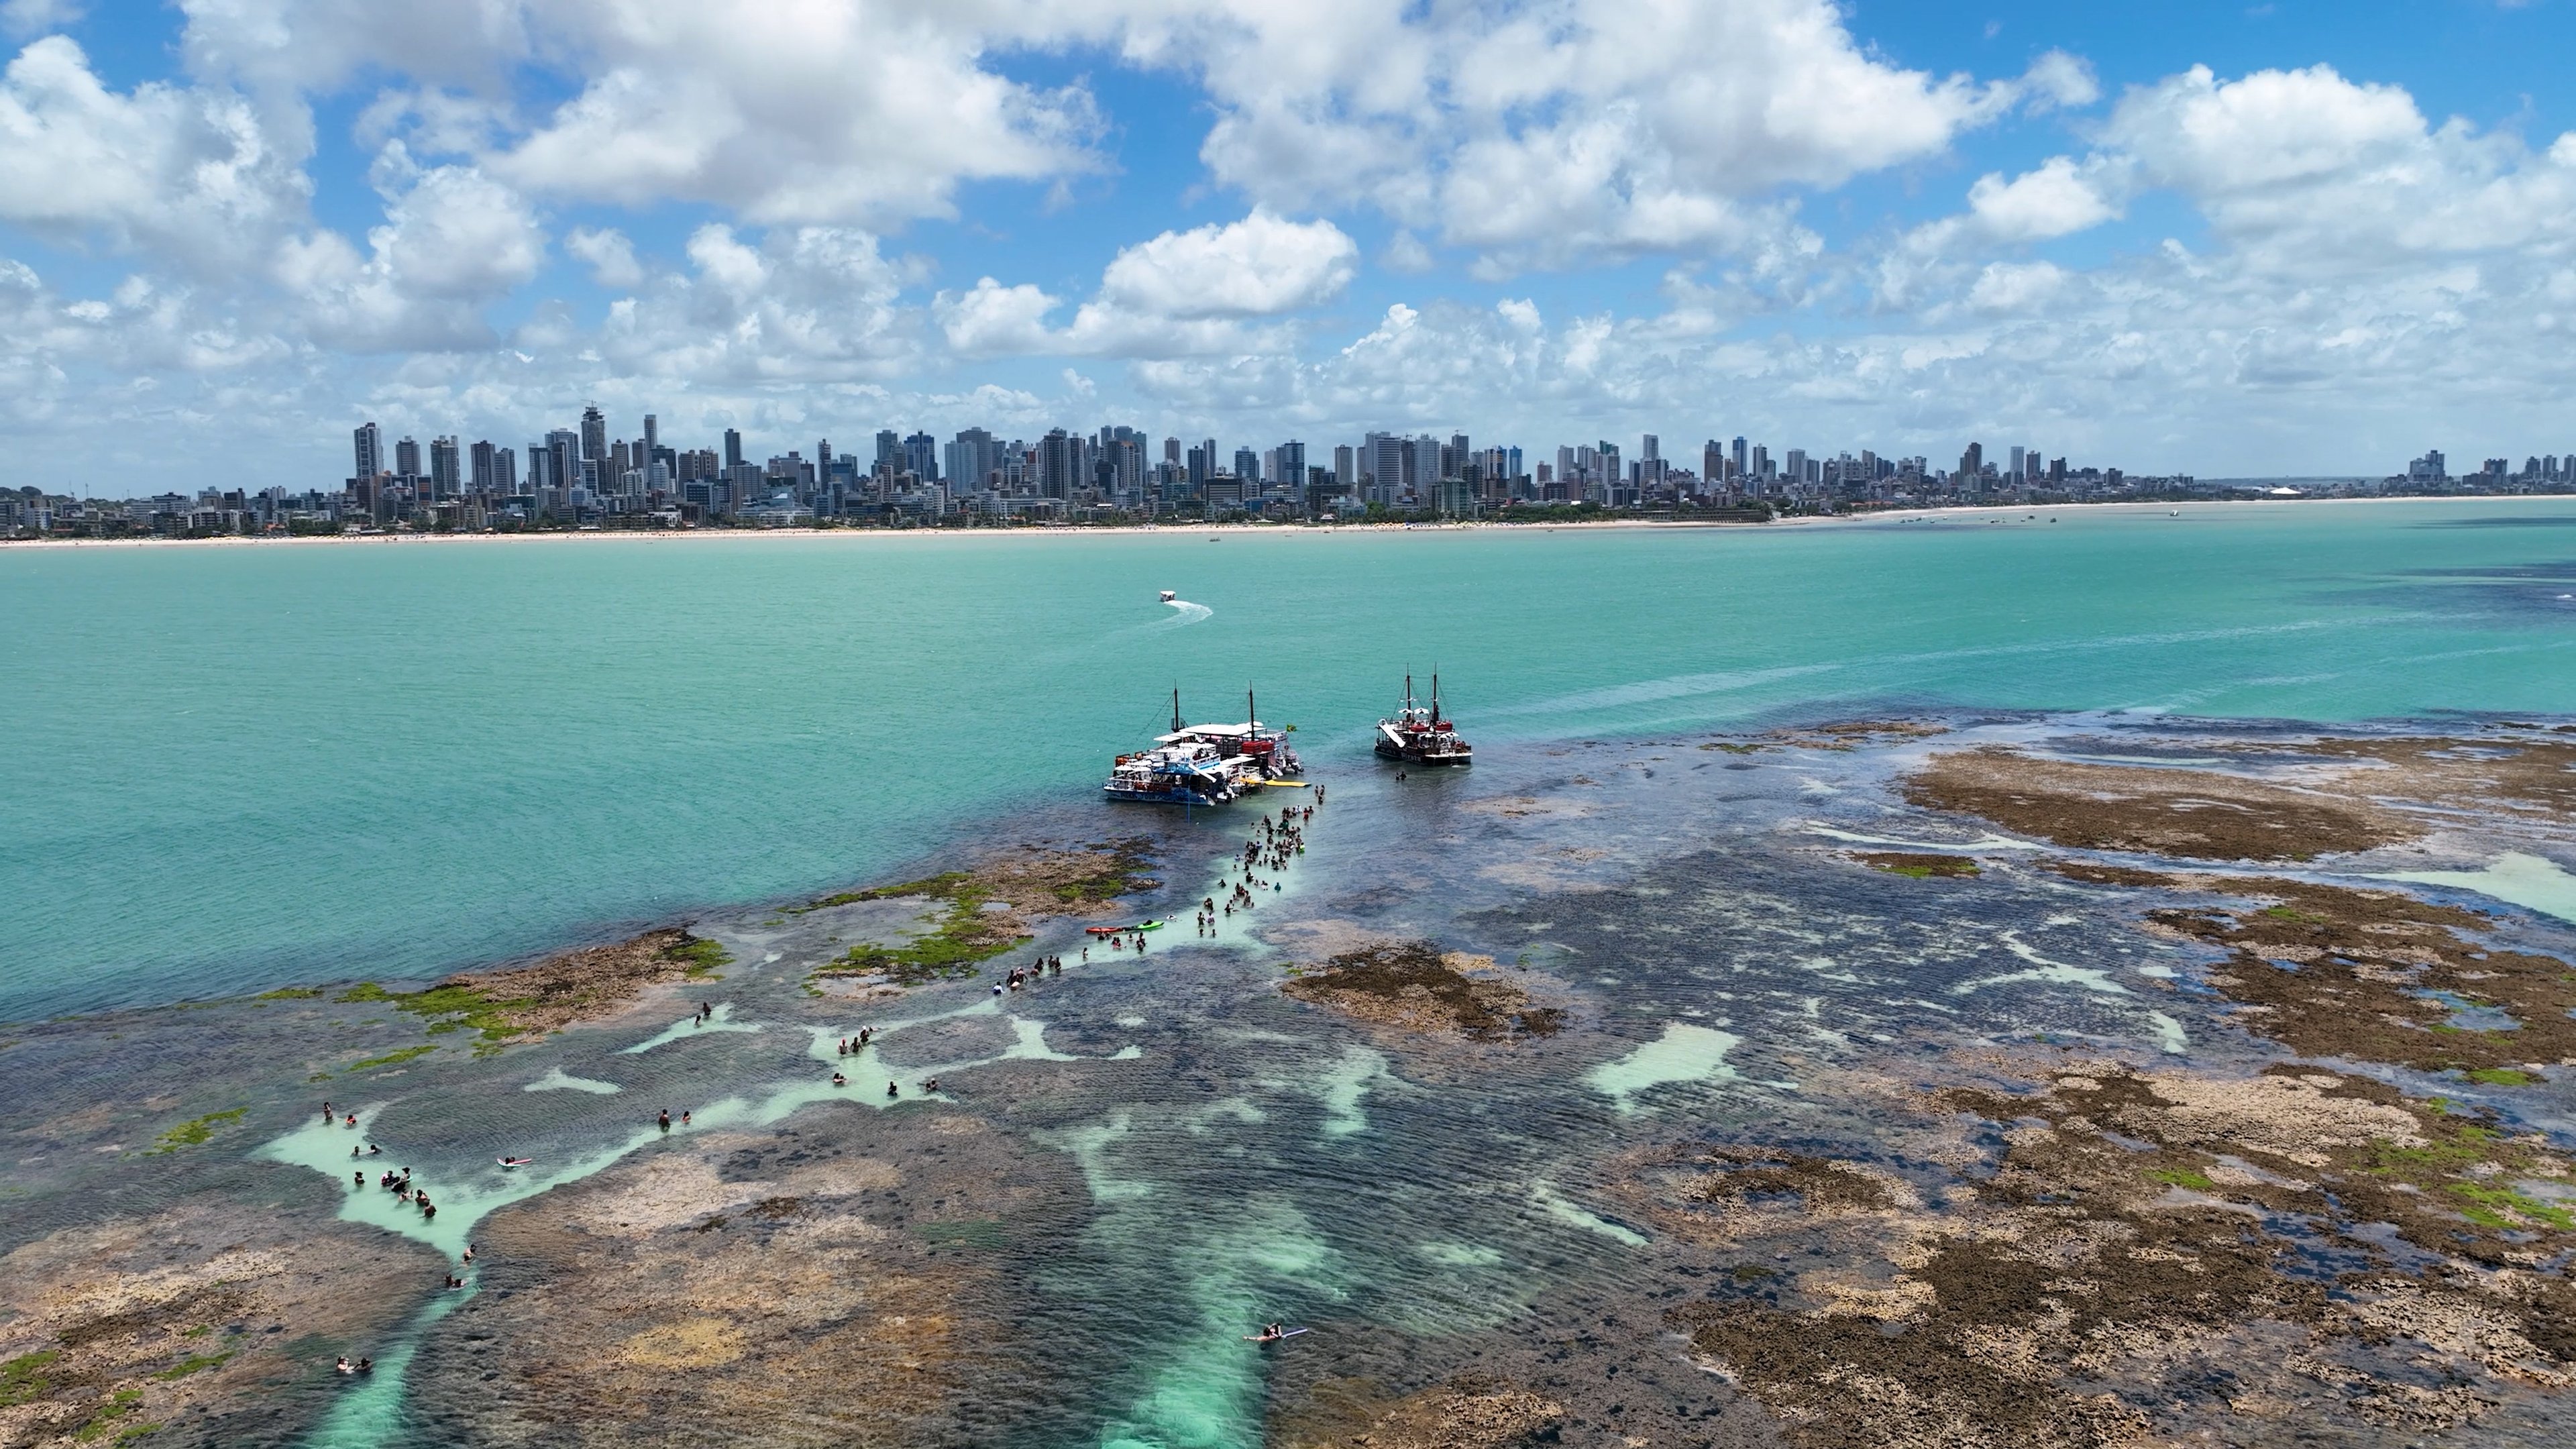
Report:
4,3,2576,484
20,394,2576,537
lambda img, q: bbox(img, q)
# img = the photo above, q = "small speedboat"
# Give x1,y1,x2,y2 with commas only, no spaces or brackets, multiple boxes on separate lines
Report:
1159,590,1177,602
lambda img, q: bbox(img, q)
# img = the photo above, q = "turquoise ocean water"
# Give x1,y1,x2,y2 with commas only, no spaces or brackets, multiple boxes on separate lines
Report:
6,500,2575,1020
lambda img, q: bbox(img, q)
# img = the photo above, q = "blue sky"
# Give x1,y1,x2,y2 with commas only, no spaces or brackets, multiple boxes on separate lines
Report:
4,0,2575,486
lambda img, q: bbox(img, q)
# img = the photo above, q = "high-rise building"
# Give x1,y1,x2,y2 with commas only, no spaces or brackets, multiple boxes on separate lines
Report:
470,439,497,491
394,435,421,479
724,427,743,470
875,430,901,468
429,436,461,498
1274,441,1305,489
1038,429,1075,498
1186,444,1210,488
643,415,659,457
1958,441,1983,483
1368,434,1405,500
1233,447,1259,484
492,447,516,492
945,428,1000,492
1732,437,1748,479
352,422,382,480
580,405,606,464
547,430,580,497
904,431,938,482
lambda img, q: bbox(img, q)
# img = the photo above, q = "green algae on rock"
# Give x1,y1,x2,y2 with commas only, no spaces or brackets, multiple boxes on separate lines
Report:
336,927,734,1053
2052,871,2576,1077
1665,1057,2576,1446
806,843,1161,989
1852,851,1981,879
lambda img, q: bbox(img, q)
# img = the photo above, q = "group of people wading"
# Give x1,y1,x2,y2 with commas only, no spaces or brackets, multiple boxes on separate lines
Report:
1199,799,1316,936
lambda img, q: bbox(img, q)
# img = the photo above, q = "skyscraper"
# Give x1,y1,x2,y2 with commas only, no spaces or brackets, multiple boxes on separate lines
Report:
724,427,743,470
547,430,580,497
875,430,901,468
429,436,461,498
904,431,938,482
352,422,382,480
394,435,421,479
1732,437,1748,478
643,415,659,457
580,405,606,464
1038,429,1075,498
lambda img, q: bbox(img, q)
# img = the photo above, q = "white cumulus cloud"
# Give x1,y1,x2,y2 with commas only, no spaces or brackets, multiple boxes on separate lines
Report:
1095,210,1356,318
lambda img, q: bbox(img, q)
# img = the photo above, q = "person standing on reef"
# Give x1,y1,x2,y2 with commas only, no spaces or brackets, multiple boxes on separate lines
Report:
657,1109,671,1131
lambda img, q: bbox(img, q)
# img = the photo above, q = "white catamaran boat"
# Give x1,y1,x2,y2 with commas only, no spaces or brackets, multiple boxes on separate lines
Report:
1376,674,1472,765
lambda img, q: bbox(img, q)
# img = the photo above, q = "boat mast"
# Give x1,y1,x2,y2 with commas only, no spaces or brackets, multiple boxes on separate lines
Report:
1171,687,1181,734
1431,672,1440,726
1247,684,1257,731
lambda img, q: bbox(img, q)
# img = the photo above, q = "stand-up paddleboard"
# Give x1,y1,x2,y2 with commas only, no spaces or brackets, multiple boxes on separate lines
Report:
1244,1328,1311,1342
498,1157,535,1169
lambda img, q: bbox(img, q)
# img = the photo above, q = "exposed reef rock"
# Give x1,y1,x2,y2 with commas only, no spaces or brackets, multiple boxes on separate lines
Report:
1852,851,1981,879
1271,1373,1565,1449
1280,942,1562,1041
0,1205,439,1448
1661,1057,2576,1447
1904,747,2421,859
407,1118,1063,1447
337,928,732,1051
807,841,1159,988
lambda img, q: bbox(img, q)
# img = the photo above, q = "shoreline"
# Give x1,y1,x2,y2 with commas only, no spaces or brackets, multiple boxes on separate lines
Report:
4,492,2568,551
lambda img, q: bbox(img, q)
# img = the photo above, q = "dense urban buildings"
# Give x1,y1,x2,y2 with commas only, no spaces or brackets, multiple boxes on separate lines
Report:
5,409,2573,538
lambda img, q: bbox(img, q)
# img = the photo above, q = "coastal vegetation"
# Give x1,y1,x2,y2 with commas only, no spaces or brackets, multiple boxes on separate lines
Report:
149,1107,246,1154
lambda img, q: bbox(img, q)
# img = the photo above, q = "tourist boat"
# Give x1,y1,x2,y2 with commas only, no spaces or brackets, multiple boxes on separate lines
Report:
1104,690,1301,805
1377,675,1472,765
1163,686,1302,788
1159,590,1178,602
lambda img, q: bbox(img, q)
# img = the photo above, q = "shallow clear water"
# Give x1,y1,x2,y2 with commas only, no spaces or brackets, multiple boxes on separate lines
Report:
8,501,2576,1020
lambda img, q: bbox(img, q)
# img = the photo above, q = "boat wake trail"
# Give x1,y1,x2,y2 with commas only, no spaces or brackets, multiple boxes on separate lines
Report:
1157,599,1214,627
